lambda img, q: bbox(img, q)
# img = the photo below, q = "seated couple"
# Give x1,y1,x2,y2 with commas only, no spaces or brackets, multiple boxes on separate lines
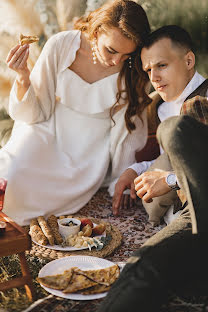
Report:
113,24,208,228
97,26,208,312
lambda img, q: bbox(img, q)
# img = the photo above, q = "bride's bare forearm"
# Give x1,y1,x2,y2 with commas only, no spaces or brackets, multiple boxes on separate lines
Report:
6,44,31,101
16,72,31,101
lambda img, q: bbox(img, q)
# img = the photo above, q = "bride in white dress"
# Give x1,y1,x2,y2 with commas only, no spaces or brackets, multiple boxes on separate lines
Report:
3,0,151,225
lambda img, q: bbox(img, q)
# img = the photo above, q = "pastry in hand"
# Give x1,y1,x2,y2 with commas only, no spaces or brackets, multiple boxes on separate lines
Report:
19,33,39,45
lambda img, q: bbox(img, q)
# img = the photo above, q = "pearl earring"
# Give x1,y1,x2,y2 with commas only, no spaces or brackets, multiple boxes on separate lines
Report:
91,40,97,64
128,56,132,69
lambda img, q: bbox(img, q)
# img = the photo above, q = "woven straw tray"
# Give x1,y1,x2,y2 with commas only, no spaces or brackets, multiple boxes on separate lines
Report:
25,216,122,260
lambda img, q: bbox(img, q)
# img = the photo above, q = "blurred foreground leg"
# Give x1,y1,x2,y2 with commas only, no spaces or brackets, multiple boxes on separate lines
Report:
157,115,208,233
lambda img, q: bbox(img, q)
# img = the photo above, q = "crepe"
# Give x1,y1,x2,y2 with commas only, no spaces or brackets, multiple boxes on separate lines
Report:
63,272,97,293
37,268,75,290
19,33,39,45
81,284,110,295
74,264,120,286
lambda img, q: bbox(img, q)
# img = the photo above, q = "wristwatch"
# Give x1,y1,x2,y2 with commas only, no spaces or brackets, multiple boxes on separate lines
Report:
165,173,180,191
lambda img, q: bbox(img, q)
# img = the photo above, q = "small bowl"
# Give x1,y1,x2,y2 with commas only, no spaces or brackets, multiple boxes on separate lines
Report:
58,218,81,239
0,221,6,236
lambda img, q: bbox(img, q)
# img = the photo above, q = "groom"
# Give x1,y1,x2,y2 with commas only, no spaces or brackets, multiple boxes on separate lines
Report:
113,25,208,226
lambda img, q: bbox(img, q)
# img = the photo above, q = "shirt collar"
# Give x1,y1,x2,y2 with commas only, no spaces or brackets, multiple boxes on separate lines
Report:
166,71,206,107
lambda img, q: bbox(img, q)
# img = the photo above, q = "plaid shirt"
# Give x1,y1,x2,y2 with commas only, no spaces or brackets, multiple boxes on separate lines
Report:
181,95,208,125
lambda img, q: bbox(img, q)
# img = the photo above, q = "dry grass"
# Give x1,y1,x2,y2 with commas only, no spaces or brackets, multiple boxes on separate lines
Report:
0,255,50,312
0,1,44,110
56,0,86,31
0,0,43,37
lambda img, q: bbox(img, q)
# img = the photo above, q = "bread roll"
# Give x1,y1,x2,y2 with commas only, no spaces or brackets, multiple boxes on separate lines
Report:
29,218,48,245
37,216,55,245
47,214,63,245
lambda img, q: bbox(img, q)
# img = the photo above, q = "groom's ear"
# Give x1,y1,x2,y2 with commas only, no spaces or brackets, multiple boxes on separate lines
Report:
185,51,195,70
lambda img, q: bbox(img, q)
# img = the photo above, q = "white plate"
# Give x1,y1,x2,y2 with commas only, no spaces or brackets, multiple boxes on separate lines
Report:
32,223,106,251
38,255,115,300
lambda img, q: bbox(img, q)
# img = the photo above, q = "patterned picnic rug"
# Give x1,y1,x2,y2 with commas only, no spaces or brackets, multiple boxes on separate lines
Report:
0,188,208,312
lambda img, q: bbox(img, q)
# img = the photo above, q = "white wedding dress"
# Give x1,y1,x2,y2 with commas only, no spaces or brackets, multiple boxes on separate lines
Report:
0,30,147,225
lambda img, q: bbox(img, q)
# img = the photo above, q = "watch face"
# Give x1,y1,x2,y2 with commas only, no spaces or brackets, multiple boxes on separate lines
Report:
166,173,180,191
167,173,177,185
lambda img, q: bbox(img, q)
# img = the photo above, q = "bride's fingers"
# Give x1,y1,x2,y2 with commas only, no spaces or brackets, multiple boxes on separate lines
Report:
8,48,29,70
6,45,20,63
11,52,26,69
7,45,28,68
18,47,29,69
12,45,28,64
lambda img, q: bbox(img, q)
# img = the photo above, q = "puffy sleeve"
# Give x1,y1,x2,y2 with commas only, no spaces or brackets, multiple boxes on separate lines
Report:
108,107,147,196
8,33,60,124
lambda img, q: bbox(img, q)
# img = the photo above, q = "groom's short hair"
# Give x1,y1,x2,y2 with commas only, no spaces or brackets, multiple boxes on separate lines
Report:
143,25,195,53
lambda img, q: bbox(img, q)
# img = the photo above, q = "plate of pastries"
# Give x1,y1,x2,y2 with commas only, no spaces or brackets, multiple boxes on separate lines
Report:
29,215,107,251
37,255,120,300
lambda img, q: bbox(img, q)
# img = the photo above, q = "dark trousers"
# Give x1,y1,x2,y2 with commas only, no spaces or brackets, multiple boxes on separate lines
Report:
98,115,208,312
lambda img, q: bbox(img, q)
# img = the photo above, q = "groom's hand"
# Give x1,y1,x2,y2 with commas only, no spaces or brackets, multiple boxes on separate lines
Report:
134,170,171,203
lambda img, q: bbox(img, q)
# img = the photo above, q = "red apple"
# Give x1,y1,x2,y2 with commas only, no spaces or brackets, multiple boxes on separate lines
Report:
92,223,106,236
80,218,93,229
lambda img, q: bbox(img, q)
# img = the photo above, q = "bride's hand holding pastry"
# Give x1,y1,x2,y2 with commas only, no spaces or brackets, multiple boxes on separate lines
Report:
6,44,30,100
6,44,30,76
